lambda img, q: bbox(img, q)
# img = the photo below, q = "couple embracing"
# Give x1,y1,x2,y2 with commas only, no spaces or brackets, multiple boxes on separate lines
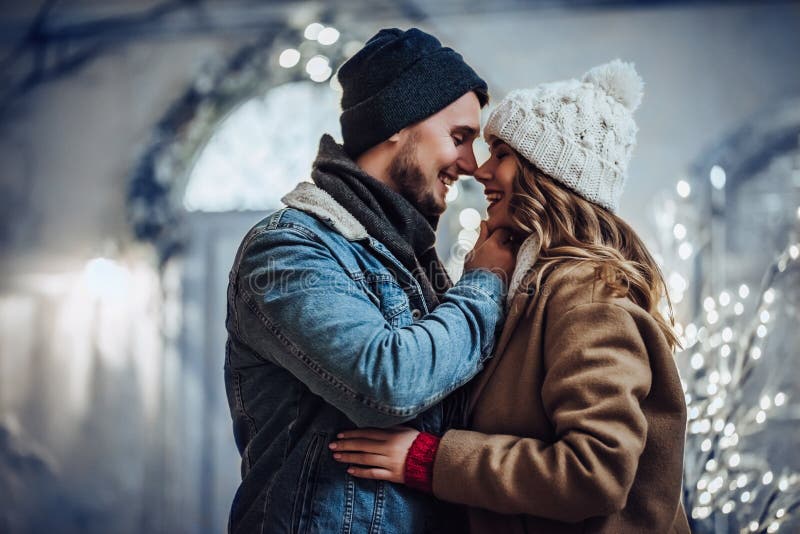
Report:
224,27,691,534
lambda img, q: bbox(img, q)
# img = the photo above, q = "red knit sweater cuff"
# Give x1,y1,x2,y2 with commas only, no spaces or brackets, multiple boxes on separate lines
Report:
404,431,441,494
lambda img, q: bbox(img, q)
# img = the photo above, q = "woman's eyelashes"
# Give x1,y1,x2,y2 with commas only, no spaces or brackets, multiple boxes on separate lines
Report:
452,134,465,146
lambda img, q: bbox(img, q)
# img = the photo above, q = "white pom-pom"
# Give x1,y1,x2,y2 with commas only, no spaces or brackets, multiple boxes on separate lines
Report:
582,59,643,111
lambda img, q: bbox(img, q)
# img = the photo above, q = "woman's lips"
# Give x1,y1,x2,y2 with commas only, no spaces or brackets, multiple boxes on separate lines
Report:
484,191,504,209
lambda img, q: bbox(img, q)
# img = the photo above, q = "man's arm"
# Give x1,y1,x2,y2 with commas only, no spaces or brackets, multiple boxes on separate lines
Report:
232,225,506,428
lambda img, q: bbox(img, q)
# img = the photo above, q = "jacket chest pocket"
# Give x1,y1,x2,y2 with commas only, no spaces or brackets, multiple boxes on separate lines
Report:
360,273,414,328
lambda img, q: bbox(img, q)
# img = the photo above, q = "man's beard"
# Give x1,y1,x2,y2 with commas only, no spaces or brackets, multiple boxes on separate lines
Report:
388,136,443,217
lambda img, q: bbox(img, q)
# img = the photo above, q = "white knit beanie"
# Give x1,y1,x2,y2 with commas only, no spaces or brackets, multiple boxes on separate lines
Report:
484,59,644,213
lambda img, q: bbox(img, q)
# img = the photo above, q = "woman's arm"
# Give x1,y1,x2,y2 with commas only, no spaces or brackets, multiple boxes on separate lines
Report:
331,302,653,522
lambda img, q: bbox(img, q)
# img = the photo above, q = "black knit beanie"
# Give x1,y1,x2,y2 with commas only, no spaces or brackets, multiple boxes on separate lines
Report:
338,28,489,159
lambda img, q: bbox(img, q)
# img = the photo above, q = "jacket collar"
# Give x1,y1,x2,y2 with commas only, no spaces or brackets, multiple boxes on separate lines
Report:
281,181,369,241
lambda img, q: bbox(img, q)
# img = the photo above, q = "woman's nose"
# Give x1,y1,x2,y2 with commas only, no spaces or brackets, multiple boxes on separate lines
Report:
473,161,493,182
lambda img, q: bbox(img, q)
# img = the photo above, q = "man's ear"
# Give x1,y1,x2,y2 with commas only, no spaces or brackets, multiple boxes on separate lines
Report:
388,128,407,144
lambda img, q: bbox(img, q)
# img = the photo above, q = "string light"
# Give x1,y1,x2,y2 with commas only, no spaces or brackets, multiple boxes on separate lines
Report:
317,27,340,46
722,501,735,513
445,182,460,203
677,180,692,198
278,48,301,68
710,165,727,189
304,22,324,40
279,24,352,87
306,55,332,82
722,327,733,342
655,173,800,532
458,208,482,230
738,284,750,299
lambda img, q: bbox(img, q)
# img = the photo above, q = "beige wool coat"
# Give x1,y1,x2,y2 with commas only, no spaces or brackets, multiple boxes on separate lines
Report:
432,246,691,533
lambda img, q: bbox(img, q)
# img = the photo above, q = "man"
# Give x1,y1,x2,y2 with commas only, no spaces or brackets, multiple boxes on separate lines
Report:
224,28,516,533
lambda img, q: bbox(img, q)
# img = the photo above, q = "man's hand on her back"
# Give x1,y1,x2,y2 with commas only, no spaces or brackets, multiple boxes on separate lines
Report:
464,221,518,286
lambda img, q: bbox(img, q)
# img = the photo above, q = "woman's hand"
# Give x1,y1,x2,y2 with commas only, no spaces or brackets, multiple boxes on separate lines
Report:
329,426,420,483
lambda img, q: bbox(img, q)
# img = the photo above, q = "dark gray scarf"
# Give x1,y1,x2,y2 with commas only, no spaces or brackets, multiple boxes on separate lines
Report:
311,134,452,310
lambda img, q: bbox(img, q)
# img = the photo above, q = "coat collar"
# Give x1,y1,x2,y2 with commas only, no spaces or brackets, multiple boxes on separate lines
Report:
506,233,540,309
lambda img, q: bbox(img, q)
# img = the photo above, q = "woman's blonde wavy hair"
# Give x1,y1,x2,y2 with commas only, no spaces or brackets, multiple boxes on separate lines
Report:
507,151,680,350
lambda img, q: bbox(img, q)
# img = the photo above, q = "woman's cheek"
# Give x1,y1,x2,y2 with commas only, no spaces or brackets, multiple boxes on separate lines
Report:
500,160,517,192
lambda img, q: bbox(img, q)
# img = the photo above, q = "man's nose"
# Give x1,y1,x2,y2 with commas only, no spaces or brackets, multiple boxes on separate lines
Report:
457,146,479,175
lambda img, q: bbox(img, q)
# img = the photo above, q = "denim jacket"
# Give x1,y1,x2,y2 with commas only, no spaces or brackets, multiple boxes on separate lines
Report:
224,182,505,533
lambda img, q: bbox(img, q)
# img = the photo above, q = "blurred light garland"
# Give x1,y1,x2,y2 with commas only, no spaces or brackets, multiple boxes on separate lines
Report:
654,170,800,533
128,18,360,262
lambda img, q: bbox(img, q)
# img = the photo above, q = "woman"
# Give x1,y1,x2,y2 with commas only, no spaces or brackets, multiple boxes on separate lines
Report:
328,60,691,533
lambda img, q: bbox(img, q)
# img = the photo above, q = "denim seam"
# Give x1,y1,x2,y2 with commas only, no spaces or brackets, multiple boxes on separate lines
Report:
248,220,322,245
368,481,386,534
340,474,355,534
290,432,323,533
303,431,327,531
455,283,502,304
274,222,320,242
259,427,288,533
229,214,282,328
293,431,327,533
233,370,257,470
284,391,301,465
241,209,286,246
365,238,429,315
267,208,286,230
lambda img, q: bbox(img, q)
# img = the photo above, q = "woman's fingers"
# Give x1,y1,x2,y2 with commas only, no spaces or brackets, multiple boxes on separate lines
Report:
330,427,418,485
336,428,394,441
329,438,386,453
346,466,395,482
331,451,389,468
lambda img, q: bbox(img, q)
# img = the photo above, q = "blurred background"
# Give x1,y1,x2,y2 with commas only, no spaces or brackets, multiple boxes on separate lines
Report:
1,1,799,532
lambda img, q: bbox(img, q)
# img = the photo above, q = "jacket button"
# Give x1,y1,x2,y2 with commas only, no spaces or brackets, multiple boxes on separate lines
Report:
411,309,422,320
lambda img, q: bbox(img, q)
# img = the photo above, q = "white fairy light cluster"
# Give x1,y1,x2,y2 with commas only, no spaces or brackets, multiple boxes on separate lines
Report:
654,165,800,532
444,202,483,280
277,22,361,86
